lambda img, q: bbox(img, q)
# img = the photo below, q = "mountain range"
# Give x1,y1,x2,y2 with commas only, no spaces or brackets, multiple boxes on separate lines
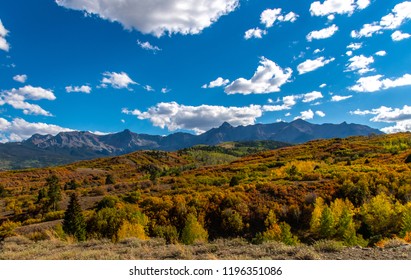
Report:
0,119,382,170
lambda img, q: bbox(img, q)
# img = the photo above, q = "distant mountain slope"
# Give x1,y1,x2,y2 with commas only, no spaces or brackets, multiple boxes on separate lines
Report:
0,120,382,170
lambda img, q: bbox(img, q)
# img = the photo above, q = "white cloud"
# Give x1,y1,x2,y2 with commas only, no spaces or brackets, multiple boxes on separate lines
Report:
380,120,411,133
101,71,137,89
5,97,52,116
283,12,299,23
244,28,267,39
225,57,292,94
391,30,411,41
347,42,363,50
351,23,382,38
260,8,298,28
202,77,230,88
137,40,161,52
161,87,171,94
267,98,274,104
0,20,10,52
0,20,8,37
262,95,299,112
316,110,326,117
319,83,327,88
295,109,314,120
331,95,353,102
352,2,411,38
313,48,324,54
10,86,56,101
346,55,375,74
350,74,411,92
0,86,56,116
56,0,239,37
122,102,263,134
350,105,411,133
375,50,387,56
0,117,73,142
260,8,282,28
65,85,92,93
13,74,28,83
307,24,338,41
346,50,353,56
143,85,155,92
297,57,335,75
303,91,323,103
380,2,411,29
310,0,370,17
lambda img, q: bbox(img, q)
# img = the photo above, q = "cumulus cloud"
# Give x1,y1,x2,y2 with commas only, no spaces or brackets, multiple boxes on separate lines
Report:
0,86,56,116
391,30,411,41
303,91,323,103
307,24,339,41
350,74,411,92
122,102,263,134
319,83,327,88
137,40,161,52
297,57,335,75
346,55,375,75
202,77,230,88
262,95,299,112
375,50,387,56
0,117,73,142
0,87,55,116
260,8,298,28
0,20,10,52
65,85,92,93
225,57,292,94
351,24,382,38
11,85,56,100
352,2,411,38
331,95,353,102
13,74,28,83
244,28,267,39
350,105,411,133
310,0,370,17
101,71,137,89
294,109,314,120
56,0,239,37
316,110,326,117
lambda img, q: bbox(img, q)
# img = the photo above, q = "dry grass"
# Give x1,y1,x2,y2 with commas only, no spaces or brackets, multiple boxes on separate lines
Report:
1,235,411,260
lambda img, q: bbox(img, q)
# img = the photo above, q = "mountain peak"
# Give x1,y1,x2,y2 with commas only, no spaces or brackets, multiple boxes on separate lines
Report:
219,122,233,129
291,119,309,125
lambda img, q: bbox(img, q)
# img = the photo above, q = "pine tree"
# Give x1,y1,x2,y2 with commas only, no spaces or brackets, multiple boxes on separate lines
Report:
46,175,61,211
63,193,86,241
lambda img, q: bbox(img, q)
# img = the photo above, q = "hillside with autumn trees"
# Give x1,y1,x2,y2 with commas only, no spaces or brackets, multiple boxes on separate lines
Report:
1,133,411,259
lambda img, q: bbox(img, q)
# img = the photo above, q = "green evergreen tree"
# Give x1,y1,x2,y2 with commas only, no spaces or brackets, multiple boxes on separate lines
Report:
63,193,86,241
46,175,61,211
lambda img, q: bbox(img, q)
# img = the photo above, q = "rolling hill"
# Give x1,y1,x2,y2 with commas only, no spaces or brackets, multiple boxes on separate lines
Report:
1,132,410,253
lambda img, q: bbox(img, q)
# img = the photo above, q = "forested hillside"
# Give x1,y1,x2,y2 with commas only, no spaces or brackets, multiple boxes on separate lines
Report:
1,133,411,255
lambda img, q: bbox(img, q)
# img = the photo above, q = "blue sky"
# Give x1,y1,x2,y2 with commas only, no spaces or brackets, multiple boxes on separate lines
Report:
1,0,411,142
